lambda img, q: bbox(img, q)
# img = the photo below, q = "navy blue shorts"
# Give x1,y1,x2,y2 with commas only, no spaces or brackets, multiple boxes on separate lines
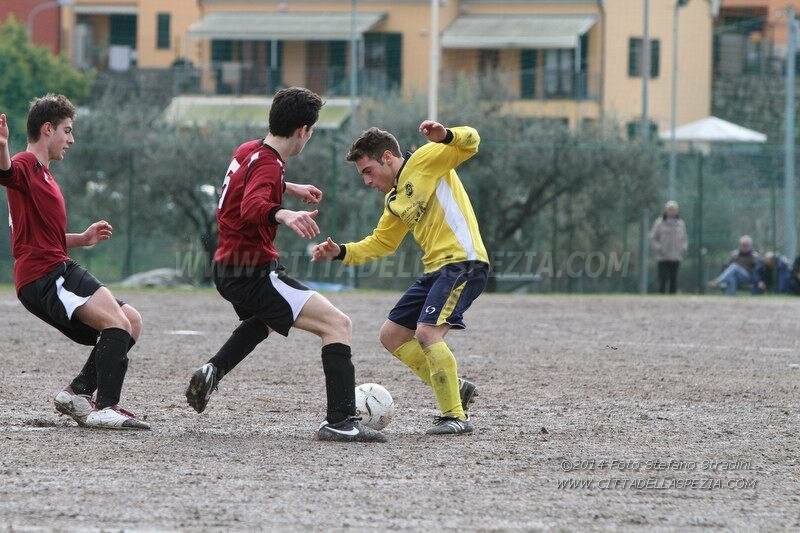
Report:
388,261,489,331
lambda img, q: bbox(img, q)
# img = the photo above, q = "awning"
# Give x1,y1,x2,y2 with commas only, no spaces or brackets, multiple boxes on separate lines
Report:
73,5,137,15
441,14,598,49
163,96,353,130
188,11,386,41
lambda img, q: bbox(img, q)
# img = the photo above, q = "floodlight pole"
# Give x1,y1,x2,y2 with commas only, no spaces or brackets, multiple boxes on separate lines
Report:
785,7,798,260
428,0,440,121
349,0,359,138
668,0,688,200
640,0,651,142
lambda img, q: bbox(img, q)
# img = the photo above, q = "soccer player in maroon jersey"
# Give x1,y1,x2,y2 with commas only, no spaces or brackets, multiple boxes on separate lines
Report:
184,87,385,442
0,95,149,429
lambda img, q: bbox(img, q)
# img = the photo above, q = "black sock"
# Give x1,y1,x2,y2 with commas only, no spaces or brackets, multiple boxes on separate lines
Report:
321,343,356,424
209,318,269,379
70,337,136,396
94,328,132,409
70,346,99,395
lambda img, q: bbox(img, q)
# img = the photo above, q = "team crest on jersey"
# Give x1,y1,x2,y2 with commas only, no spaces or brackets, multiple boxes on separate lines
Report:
404,182,414,197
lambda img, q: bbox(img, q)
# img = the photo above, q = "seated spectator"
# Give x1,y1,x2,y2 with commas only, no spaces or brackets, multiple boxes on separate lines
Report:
791,256,800,295
754,252,792,294
708,235,760,295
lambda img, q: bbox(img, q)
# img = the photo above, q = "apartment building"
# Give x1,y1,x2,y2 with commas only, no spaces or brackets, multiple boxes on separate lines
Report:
717,0,800,74
54,0,716,130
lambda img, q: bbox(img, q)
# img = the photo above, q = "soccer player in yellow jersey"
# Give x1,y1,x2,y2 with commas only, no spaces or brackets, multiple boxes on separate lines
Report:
312,120,489,435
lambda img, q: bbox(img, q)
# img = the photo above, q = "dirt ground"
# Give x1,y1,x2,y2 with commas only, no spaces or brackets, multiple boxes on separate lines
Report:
1,287,799,530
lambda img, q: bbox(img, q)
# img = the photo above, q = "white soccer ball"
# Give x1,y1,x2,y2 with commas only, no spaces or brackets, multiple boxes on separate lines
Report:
355,383,395,430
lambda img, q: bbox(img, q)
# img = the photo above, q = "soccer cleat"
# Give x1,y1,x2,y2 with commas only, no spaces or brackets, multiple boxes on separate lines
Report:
54,387,94,426
185,363,219,413
317,417,387,443
425,416,474,435
84,405,150,430
459,378,477,413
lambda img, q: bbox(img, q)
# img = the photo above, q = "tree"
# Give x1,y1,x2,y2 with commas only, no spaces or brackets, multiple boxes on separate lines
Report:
0,16,92,149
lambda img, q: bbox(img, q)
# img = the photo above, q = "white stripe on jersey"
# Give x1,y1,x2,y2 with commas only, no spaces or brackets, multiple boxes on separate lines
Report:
435,178,477,261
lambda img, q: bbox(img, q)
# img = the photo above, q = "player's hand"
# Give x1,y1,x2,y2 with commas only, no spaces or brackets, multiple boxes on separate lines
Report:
82,220,113,246
311,237,340,262
0,114,9,148
418,120,448,142
289,183,323,205
276,209,320,239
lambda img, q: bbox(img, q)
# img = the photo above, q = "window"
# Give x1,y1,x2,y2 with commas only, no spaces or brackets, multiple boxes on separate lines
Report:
478,49,500,76
626,120,658,140
110,14,137,48
156,13,170,50
520,49,537,99
364,33,402,92
628,38,660,78
544,49,574,98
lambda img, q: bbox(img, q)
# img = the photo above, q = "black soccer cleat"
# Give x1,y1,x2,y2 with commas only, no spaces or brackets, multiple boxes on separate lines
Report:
186,363,219,413
425,416,474,435
459,378,477,413
317,417,387,443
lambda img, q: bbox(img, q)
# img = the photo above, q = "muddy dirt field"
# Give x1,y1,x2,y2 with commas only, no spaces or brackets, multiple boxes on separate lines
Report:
1,287,799,530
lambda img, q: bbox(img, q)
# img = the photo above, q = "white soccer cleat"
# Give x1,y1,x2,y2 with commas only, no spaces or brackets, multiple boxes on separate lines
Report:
84,405,151,430
54,387,94,426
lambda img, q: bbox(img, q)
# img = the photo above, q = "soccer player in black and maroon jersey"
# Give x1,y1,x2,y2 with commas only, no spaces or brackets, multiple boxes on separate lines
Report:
0,95,148,429
184,87,385,442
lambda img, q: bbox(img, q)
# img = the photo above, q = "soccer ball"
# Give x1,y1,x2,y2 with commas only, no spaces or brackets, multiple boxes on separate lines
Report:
355,383,395,430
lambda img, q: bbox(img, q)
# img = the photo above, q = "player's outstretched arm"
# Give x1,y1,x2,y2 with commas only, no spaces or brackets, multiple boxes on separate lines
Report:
418,120,449,143
66,220,113,248
285,182,323,205
311,237,341,262
0,113,12,171
276,208,320,239
413,120,480,172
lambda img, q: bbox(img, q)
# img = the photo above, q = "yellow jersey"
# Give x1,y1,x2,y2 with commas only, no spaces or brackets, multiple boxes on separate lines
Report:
342,126,489,273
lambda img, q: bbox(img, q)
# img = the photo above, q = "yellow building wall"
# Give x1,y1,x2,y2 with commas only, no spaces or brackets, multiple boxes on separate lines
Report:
602,0,712,130
137,0,201,67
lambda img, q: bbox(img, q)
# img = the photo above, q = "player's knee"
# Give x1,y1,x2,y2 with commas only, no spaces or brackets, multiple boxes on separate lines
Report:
415,325,443,348
106,311,132,335
326,310,352,340
123,306,143,341
339,312,353,337
378,327,394,352
379,323,405,352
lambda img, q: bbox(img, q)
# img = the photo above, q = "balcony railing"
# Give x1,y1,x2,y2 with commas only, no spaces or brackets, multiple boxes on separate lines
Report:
441,69,600,102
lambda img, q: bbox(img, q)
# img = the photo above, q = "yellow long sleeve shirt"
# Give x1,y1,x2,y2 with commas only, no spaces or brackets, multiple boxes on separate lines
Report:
342,126,489,273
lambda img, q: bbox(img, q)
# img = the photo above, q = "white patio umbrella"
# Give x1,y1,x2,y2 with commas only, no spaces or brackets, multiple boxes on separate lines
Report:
659,116,767,146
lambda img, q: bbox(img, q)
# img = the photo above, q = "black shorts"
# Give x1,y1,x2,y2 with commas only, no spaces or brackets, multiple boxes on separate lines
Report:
388,261,489,331
17,261,125,346
213,262,316,337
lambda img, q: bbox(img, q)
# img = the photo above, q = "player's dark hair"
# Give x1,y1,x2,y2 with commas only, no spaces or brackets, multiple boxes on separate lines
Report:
27,94,76,142
268,87,324,137
346,127,402,162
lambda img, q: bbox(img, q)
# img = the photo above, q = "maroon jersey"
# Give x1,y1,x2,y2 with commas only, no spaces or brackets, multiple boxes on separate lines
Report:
214,140,285,267
0,152,70,291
